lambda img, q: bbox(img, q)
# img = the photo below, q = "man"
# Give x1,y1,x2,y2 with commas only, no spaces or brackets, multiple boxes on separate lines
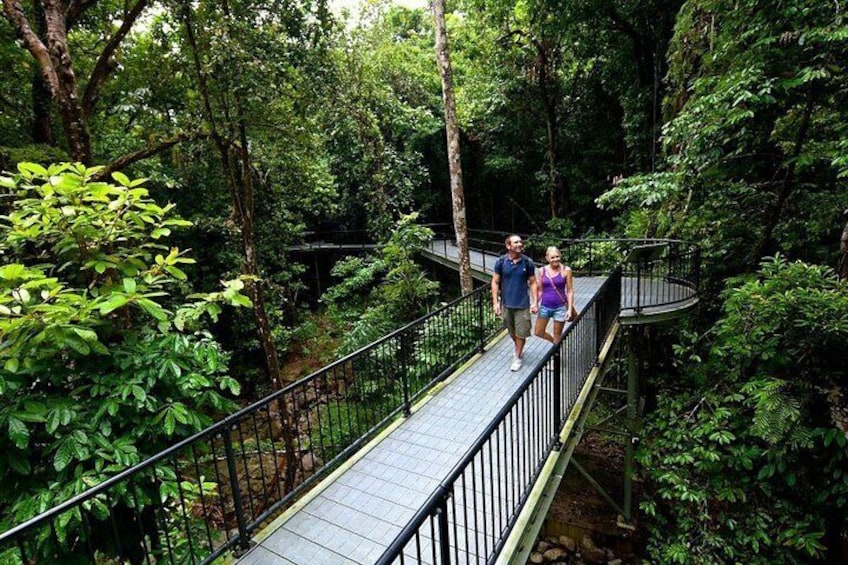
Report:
491,234,538,371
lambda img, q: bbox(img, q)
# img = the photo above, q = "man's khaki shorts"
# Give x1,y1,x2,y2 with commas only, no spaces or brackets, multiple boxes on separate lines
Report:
502,307,531,338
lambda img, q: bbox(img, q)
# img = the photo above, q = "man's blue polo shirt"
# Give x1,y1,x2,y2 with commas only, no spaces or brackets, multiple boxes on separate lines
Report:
494,254,535,309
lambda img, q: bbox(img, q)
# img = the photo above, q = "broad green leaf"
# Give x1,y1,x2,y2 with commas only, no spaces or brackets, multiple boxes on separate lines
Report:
54,438,75,472
0,264,26,280
164,266,187,281
72,327,99,343
137,298,168,320
99,295,129,315
7,450,31,474
18,162,49,177
123,278,137,294
111,171,131,186
8,417,29,449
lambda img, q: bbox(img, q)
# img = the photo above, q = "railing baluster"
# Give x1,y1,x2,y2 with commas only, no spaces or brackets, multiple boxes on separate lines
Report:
436,499,451,565
222,427,252,554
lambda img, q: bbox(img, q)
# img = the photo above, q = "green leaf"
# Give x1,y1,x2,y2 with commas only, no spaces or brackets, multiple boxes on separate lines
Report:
7,450,31,474
0,264,26,280
4,358,20,373
64,334,91,355
137,298,168,320
164,266,187,281
123,278,137,294
18,162,49,177
131,385,147,402
231,294,253,308
111,171,131,187
164,410,176,436
99,295,129,315
54,438,75,472
8,416,30,449
72,327,99,343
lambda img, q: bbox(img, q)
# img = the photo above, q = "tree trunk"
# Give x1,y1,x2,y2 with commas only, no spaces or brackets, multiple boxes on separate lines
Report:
4,0,91,161
41,0,91,163
838,215,848,280
5,0,151,164
534,39,563,220
433,0,473,295
181,1,297,488
30,1,54,145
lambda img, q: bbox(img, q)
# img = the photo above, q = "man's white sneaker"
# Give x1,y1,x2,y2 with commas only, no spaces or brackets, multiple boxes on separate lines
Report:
510,357,522,372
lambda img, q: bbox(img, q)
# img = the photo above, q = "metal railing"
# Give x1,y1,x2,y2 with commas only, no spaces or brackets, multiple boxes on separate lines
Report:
0,287,503,565
375,270,622,565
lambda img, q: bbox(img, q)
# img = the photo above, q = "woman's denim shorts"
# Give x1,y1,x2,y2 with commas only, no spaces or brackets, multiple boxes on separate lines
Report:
538,304,567,322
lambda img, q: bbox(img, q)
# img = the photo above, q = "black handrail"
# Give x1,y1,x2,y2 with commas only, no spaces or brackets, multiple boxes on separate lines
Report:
375,269,623,564
0,285,502,565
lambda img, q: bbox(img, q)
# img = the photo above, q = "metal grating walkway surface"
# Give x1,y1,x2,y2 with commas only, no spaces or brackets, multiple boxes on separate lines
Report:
236,275,608,564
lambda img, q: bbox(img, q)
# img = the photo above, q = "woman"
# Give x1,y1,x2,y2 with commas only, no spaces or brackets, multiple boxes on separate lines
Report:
534,246,576,343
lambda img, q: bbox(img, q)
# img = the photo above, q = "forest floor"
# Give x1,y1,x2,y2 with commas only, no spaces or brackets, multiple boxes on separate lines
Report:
530,432,645,564
280,313,341,382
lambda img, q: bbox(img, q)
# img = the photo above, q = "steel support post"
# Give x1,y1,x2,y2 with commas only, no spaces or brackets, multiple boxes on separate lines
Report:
623,328,639,523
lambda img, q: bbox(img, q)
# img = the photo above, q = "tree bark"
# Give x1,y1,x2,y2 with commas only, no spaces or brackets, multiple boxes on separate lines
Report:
4,0,149,163
838,214,848,280
29,0,54,145
533,38,564,219
433,0,473,295
42,0,91,163
82,0,149,119
91,132,205,181
4,0,90,162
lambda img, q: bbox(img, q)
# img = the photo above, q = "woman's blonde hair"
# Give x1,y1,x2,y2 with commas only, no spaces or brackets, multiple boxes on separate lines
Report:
545,246,561,261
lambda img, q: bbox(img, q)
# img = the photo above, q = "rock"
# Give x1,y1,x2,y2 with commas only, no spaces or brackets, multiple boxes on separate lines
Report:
300,453,322,474
579,535,608,564
558,535,576,553
543,547,567,562
537,540,552,552
607,559,622,565
529,551,544,564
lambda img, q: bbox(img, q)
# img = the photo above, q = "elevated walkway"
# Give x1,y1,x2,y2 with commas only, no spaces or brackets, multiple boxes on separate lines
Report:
237,277,609,564
238,237,696,563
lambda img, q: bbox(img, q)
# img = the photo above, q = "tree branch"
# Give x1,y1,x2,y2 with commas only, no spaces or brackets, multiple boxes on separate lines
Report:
66,0,98,29
82,0,149,118
2,0,59,95
91,132,207,181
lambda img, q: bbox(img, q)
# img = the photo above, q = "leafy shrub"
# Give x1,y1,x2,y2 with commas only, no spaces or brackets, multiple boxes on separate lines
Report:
638,256,848,563
0,163,248,555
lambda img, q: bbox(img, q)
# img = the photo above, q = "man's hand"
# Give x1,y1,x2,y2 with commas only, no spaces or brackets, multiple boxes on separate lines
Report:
530,304,538,314
493,302,502,316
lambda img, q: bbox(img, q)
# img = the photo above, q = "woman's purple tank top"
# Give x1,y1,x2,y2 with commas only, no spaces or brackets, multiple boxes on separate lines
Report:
540,269,567,308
